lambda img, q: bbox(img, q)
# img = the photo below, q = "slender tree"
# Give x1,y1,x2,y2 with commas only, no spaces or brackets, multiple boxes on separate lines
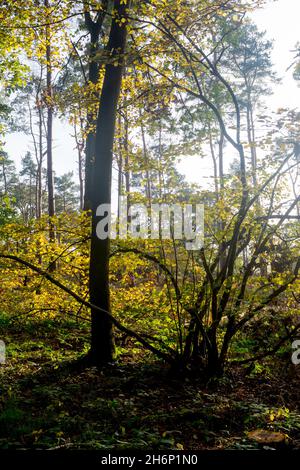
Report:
83,0,108,211
89,0,130,365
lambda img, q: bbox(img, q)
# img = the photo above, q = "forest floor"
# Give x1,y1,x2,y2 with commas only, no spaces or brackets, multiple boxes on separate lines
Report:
1,313,300,450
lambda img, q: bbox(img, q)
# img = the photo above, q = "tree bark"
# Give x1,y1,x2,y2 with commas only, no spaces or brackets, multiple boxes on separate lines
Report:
37,103,43,219
140,118,152,207
89,0,129,365
123,114,131,218
45,0,56,249
83,1,108,211
74,116,85,210
246,101,257,187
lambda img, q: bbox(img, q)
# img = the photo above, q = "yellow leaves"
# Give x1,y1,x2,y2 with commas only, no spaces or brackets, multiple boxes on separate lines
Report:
115,16,128,28
268,411,275,422
0,212,90,322
31,429,44,443
176,443,184,450
218,11,228,17
0,0,72,72
268,408,290,422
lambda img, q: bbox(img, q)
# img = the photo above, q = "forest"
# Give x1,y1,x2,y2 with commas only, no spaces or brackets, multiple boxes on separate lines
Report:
1,0,300,456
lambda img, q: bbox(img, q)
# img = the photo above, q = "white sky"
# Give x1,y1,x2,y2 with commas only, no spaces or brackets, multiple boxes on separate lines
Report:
252,0,300,109
4,0,300,188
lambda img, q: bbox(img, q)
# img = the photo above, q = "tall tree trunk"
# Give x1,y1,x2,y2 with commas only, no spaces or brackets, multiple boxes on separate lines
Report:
37,102,44,219
208,127,219,198
1,163,7,195
208,126,226,277
117,114,123,234
218,131,224,191
83,1,108,211
140,118,152,207
27,97,40,219
218,131,227,273
83,29,100,211
158,120,164,200
78,144,84,211
246,98,267,276
89,0,129,365
74,117,85,210
123,114,130,218
246,101,257,187
45,0,55,244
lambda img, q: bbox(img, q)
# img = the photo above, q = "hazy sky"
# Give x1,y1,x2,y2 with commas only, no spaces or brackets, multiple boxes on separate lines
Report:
4,0,300,188
179,0,300,184
252,0,300,109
